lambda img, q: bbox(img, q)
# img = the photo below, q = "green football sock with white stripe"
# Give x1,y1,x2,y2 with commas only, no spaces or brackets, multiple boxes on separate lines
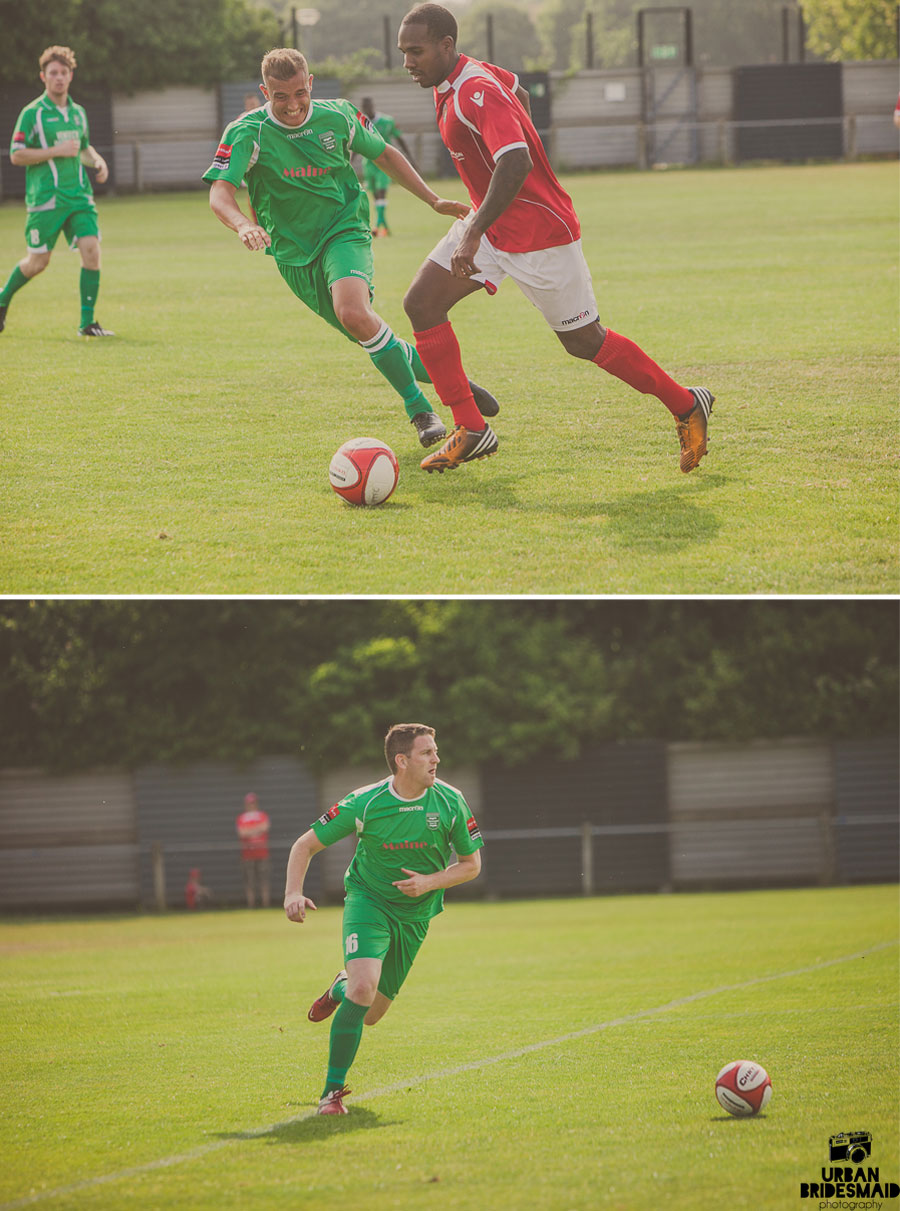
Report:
398,337,432,385
360,322,435,420
322,997,368,1096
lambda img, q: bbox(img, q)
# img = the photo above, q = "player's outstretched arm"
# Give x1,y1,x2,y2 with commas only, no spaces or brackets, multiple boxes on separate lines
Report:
208,179,271,251
374,144,469,220
448,147,532,279
392,849,482,897
284,828,327,923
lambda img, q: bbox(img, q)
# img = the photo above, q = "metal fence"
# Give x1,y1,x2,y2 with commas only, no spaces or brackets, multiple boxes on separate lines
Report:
0,60,894,200
1,738,896,912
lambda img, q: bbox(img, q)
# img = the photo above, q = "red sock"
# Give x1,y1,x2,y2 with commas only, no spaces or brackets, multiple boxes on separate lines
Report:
593,329,693,416
413,322,484,431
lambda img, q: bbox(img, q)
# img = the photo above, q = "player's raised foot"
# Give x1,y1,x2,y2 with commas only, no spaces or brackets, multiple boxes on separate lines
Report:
78,321,115,338
411,410,448,448
308,970,347,1023
468,379,500,418
0,304,7,333
675,388,714,473
420,423,498,473
317,1086,351,1115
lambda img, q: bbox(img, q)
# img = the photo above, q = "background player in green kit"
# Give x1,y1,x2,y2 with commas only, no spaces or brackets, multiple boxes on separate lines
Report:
359,97,415,238
205,48,498,449
284,722,483,1115
0,45,112,338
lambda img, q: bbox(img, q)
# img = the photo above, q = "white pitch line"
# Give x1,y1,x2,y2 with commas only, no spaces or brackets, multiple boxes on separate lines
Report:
4,939,896,1210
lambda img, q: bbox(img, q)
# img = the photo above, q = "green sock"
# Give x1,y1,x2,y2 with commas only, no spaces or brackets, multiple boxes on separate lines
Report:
399,338,432,385
322,997,369,1097
375,201,388,231
80,268,100,327
332,976,347,1005
0,265,30,307
361,323,434,420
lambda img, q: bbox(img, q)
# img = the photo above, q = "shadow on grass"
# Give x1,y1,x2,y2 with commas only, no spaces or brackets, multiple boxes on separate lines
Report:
216,1105,398,1145
599,473,727,552
411,459,727,554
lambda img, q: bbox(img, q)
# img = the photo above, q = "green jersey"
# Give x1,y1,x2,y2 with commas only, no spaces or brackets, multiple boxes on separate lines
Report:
203,99,387,266
372,113,402,146
312,775,483,922
11,93,93,212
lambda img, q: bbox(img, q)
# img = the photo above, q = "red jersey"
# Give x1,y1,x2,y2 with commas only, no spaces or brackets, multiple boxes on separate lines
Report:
434,55,580,254
236,809,270,860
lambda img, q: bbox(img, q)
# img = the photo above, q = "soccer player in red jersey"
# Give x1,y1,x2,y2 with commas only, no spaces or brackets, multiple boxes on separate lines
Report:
398,3,714,474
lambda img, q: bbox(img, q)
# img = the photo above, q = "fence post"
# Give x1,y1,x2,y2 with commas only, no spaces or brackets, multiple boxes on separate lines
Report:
844,114,857,161
820,809,837,885
152,842,167,911
581,821,594,896
637,122,649,170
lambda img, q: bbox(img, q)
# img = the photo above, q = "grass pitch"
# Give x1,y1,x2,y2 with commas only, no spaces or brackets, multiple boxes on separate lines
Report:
1,884,898,1210
1,161,897,593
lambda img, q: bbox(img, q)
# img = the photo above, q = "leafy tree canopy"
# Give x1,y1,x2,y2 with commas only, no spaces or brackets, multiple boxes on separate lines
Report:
0,601,895,774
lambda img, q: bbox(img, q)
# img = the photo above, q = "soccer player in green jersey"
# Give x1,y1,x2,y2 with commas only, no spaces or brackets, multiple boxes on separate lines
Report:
284,722,483,1115
205,49,498,449
360,97,415,238
0,45,113,338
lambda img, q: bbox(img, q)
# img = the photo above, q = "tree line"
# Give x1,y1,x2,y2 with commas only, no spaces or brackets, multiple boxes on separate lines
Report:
0,600,895,774
0,0,894,91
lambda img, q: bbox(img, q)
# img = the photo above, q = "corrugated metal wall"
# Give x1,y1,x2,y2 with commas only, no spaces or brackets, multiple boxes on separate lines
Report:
482,741,669,895
0,768,138,908
133,755,319,909
0,740,895,910
4,58,890,198
668,740,834,887
833,738,900,883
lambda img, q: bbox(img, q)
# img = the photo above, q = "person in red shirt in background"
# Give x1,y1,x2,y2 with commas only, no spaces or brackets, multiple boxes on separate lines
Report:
398,2,714,477
185,867,213,910
236,793,271,908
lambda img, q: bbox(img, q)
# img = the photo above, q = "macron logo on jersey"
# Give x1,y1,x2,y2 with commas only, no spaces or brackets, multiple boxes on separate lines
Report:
471,91,485,107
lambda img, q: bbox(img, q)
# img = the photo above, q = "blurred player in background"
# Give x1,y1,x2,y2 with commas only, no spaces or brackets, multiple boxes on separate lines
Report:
236,791,271,908
184,867,213,910
284,723,483,1115
359,97,416,237
398,3,714,475
0,45,113,338
204,48,498,450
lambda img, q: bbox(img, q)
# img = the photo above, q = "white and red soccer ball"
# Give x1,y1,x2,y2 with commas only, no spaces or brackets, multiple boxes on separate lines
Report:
329,438,398,507
715,1060,773,1117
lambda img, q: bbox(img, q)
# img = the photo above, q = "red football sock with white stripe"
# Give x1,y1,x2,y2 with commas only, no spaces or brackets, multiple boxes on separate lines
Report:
592,329,694,416
413,322,485,432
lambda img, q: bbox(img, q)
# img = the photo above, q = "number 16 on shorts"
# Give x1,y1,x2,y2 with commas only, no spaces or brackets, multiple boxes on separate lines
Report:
344,932,359,955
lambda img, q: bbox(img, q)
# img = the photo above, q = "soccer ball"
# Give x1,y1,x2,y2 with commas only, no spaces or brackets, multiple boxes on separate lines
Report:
715,1060,773,1117
329,438,399,507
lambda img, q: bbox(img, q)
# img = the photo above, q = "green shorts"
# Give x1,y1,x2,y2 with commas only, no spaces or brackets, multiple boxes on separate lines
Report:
25,201,99,254
276,232,374,340
342,890,431,1001
363,162,391,194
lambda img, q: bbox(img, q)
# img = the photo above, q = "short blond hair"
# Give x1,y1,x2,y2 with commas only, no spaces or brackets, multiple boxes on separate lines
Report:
261,48,309,83
40,45,77,72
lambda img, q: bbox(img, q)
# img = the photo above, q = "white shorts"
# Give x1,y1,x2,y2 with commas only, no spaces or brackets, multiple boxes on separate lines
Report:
427,218,599,332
